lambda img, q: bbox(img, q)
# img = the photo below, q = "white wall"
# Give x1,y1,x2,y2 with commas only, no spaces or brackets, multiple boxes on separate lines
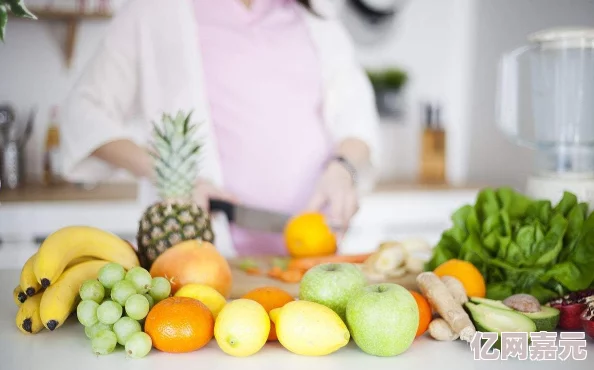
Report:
347,0,475,185
465,0,594,190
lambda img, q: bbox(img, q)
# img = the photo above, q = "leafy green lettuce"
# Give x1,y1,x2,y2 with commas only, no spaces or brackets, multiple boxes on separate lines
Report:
425,187,594,303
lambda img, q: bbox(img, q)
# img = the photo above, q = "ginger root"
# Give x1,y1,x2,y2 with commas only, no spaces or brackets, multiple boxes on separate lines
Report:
441,276,468,305
417,272,476,342
428,318,459,341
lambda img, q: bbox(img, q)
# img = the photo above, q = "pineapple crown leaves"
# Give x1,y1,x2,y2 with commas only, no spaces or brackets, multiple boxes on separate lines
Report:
149,110,204,200
0,0,37,42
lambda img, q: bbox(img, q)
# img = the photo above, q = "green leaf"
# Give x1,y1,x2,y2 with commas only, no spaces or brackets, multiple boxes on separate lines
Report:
486,282,514,301
554,191,578,217
0,8,7,42
558,203,586,261
459,233,489,269
424,234,461,271
496,186,533,220
7,0,36,19
452,204,472,227
475,187,500,221
532,218,565,266
526,283,559,304
541,213,594,291
525,200,552,226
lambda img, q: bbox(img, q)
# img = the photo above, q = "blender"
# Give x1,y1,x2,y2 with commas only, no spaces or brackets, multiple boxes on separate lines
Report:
497,27,594,207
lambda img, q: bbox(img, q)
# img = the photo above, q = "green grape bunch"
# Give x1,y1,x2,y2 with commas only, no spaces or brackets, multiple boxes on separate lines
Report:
76,262,172,359
0,0,37,41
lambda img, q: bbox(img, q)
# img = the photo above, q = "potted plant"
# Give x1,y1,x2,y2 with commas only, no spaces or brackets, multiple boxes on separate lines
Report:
367,68,408,119
1,0,37,41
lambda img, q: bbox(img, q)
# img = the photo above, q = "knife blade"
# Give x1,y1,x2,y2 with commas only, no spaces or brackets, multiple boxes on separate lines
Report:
208,199,343,234
209,199,293,234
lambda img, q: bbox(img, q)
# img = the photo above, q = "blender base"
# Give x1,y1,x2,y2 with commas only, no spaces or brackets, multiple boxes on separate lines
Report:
526,174,594,209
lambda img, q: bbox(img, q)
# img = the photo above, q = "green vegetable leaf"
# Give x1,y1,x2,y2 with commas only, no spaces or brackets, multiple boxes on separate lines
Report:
424,234,461,271
426,186,594,304
496,187,532,220
486,283,514,301
525,200,552,226
0,7,7,42
554,191,578,217
532,214,566,266
475,187,500,221
7,0,36,19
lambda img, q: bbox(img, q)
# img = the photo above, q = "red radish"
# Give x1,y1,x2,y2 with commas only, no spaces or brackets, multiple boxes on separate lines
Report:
550,303,587,330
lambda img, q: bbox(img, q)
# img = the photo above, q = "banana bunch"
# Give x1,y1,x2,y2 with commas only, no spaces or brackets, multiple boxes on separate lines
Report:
14,225,140,334
360,238,433,281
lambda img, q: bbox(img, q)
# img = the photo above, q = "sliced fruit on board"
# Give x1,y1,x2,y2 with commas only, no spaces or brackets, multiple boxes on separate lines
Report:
522,306,561,332
469,296,560,332
464,302,536,350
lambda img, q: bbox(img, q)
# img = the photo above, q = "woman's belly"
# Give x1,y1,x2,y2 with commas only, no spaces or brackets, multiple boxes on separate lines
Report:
219,122,332,256
194,0,331,256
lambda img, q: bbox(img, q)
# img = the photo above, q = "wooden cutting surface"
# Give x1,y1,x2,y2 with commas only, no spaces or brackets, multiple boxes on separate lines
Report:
227,257,420,299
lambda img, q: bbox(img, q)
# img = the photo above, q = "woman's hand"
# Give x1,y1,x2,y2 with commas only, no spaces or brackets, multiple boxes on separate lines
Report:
193,178,239,210
306,160,359,237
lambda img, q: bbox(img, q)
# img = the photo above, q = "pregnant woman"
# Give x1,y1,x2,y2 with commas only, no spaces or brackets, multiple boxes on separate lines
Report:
60,0,380,257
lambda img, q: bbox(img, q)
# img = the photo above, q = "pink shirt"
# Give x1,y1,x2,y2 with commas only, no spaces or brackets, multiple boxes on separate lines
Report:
193,0,333,256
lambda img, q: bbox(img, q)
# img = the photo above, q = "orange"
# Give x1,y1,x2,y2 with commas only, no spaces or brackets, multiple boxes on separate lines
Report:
241,286,295,341
284,212,337,258
144,296,214,353
433,259,486,298
410,290,432,337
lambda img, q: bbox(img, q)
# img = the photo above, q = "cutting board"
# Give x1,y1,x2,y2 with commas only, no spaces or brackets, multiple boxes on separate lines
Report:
227,256,420,299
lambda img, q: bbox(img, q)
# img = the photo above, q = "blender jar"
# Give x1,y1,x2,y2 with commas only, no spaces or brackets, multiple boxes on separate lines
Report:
497,27,594,178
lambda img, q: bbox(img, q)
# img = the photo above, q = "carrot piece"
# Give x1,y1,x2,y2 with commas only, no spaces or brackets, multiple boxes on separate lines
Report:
239,258,261,275
245,267,261,275
287,253,372,271
279,269,304,283
267,266,283,278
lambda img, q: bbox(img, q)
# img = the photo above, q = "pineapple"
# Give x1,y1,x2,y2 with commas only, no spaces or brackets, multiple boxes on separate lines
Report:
136,111,215,269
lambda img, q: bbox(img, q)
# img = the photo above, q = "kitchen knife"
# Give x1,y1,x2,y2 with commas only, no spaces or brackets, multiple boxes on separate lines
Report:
209,199,293,234
208,199,342,234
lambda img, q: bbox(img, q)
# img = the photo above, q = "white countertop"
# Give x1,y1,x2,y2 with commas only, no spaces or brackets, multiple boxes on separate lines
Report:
1,269,593,370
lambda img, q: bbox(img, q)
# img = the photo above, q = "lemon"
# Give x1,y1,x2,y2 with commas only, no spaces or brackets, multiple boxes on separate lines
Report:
175,283,227,319
214,299,270,357
269,300,350,356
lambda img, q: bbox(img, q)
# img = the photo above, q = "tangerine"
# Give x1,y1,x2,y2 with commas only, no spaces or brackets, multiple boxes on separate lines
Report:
284,212,336,258
410,290,432,337
144,296,214,353
433,259,486,298
242,286,295,341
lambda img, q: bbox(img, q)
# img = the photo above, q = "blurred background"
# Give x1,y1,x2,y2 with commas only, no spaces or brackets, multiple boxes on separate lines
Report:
1,0,594,267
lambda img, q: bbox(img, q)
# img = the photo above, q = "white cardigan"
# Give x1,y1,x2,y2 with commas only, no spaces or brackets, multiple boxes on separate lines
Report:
61,0,381,257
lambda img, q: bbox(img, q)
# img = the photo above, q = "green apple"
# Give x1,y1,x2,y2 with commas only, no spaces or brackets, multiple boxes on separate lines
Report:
298,263,367,321
346,283,419,357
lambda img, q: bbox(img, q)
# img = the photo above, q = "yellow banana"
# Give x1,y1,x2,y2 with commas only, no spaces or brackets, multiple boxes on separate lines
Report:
40,260,110,331
21,252,95,297
15,292,44,334
13,285,27,306
68,256,99,266
33,225,139,288
20,254,42,297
